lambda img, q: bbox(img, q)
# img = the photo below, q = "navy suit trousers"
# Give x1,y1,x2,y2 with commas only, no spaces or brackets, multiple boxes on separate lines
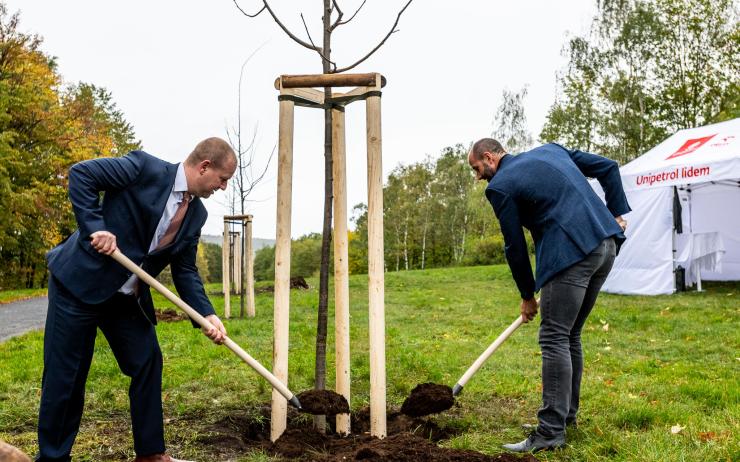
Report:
37,276,165,461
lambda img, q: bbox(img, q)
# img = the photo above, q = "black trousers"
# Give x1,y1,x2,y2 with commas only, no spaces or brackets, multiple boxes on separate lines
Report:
37,276,164,461
536,237,616,439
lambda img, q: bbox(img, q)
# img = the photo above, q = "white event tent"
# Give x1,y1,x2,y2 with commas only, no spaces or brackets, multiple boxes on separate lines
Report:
591,118,740,295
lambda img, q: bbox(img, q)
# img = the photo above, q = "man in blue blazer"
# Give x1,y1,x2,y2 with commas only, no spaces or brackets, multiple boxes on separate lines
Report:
38,138,236,462
468,139,630,452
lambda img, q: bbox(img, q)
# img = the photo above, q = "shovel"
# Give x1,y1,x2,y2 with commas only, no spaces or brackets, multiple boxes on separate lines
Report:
110,249,302,410
401,315,524,417
452,315,523,396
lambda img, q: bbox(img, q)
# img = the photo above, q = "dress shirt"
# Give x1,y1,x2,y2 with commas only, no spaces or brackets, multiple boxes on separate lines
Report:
119,163,190,294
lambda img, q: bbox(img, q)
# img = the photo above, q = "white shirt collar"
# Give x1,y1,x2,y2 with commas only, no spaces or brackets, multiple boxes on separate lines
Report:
174,163,189,196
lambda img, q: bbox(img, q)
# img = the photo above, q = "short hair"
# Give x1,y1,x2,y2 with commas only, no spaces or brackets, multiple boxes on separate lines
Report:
185,137,236,168
470,138,506,160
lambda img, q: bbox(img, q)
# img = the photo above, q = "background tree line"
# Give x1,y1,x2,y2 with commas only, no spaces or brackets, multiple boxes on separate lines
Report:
2,0,736,288
0,4,140,289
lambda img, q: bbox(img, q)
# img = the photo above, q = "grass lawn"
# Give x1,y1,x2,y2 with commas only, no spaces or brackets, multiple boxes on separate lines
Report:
0,264,738,461
0,288,47,304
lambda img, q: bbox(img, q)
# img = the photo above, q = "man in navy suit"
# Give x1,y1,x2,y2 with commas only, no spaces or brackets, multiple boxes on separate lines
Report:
468,139,630,452
37,138,237,462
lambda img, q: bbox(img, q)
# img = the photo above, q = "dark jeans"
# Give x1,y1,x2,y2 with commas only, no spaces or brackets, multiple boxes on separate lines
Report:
536,237,616,439
37,276,165,461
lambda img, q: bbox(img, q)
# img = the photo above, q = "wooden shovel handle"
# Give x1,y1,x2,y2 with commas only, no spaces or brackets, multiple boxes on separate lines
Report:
453,316,524,396
110,249,300,408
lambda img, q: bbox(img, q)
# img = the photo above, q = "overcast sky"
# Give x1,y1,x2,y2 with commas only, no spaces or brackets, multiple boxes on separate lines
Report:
8,0,597,239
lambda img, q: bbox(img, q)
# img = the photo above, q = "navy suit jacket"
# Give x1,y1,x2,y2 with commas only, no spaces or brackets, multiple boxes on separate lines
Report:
485,143,631,299
46,150,215,324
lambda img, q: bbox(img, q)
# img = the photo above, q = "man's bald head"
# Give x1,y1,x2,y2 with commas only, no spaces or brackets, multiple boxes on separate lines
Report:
185,137,237,169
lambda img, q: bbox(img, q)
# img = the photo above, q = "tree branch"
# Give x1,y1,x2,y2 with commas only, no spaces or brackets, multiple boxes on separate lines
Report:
231,0,266,18
301,12,336,68
334,0,413,73
258,1,321,52
333,0,367,30
330,0,344,30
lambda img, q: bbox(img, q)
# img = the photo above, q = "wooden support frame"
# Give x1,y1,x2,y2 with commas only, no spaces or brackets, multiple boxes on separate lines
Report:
222,221,230,319
233,231,242,295
270,73,386,441
223,215,257,319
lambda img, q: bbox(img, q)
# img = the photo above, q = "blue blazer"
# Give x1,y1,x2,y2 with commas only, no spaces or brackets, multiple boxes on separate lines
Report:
46,150,215,324
485,143,631,299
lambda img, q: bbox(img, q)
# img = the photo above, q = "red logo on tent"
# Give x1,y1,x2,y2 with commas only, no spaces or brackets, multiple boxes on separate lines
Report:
665,134,716,160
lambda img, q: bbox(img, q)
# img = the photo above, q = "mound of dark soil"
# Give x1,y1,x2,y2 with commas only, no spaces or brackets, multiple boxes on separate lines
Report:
255,277,311,294
297,390,350,415
204,403,539,462
351,407,455,441
401,382,455,417
155,308,188,322
273,431,539,462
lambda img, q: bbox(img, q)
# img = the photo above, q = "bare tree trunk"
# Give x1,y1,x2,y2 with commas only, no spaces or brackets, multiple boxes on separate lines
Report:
421,217,428,270
459,212,468,262
313,0,333,433
403,211,409,270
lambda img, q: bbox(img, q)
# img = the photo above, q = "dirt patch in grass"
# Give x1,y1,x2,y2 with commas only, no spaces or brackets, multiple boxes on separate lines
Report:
255,277,310,294
155,308,188,322
401,382,455,417
296,390,350,415
202,404,539,462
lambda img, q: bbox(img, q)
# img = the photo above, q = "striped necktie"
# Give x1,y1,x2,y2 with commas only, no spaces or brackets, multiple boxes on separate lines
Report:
156,192,191,250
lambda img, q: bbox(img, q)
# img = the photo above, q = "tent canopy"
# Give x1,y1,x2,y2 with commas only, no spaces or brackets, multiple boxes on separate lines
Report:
592,118,740,295
619,118,740,191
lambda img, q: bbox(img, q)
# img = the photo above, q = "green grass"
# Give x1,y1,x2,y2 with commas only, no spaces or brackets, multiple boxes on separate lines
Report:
1,265,738,461
0,288,47,304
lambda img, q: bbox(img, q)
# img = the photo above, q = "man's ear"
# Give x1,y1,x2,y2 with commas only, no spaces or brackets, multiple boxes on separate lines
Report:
198,159,211,174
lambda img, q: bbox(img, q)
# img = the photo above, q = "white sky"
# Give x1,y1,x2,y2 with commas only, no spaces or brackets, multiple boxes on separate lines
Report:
8,0,596,239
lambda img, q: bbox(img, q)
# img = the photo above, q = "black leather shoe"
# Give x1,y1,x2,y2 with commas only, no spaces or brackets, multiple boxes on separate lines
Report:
502,432,565,453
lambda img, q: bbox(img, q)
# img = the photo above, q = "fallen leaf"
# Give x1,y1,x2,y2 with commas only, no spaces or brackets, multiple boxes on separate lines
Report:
602,323,609,331
603,346,612,351
604,379,614,386
698,431,716,442
671,424,685,434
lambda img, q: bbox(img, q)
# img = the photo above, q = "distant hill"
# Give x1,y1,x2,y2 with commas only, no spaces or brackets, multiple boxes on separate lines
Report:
200,234,275,252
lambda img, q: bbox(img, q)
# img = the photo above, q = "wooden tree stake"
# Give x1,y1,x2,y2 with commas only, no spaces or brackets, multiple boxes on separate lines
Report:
245,217,256,318
332,107,351,435
366,93,386,438
271,98,295,442
223,221,230,319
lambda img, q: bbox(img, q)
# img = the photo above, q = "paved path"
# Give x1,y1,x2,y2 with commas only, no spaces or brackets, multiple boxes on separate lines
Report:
0,296,48,342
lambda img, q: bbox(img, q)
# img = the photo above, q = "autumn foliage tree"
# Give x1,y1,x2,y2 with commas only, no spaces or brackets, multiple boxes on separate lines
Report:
0,3,140,289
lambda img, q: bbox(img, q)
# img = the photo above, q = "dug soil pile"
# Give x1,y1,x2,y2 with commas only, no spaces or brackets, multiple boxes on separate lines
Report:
400,382,455,417
256,276,310,294
296,390,350,415
155,308,188,322
204,405,539,462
